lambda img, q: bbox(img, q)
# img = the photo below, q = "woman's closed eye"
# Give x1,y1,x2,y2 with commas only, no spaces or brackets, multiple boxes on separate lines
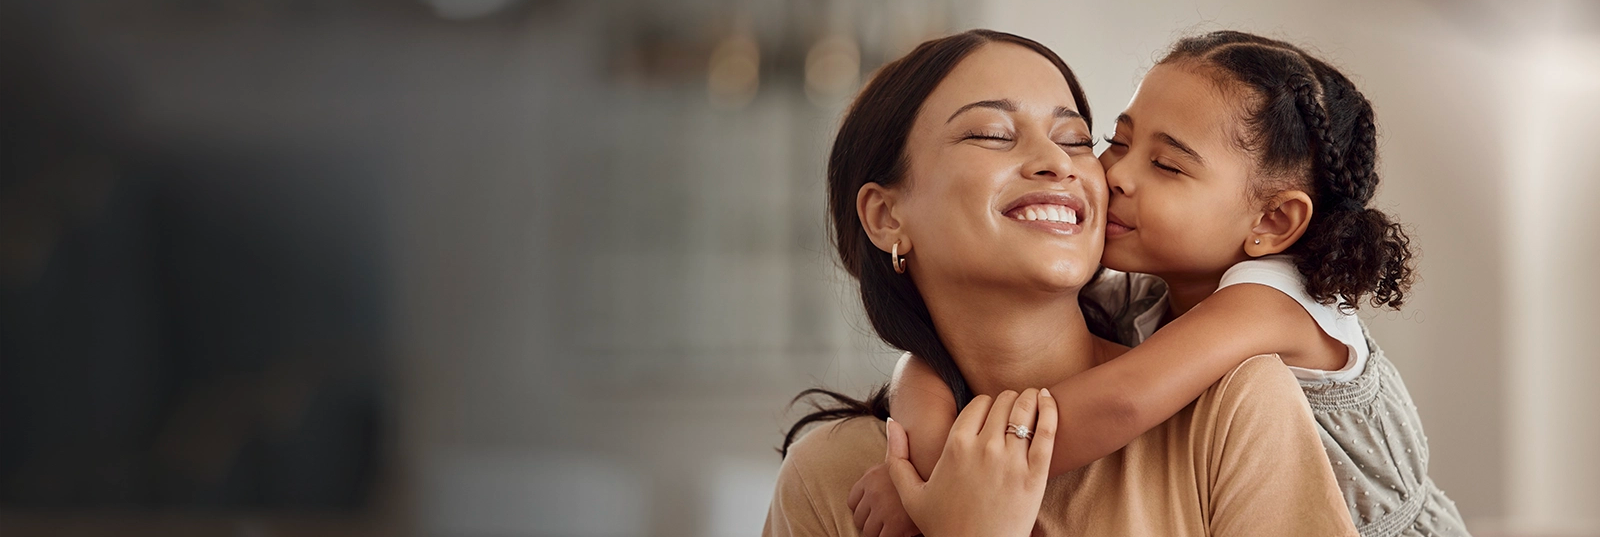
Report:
960,131,1011,140
959,130,1093,154
1057,136,1094,149
961,130,1014,143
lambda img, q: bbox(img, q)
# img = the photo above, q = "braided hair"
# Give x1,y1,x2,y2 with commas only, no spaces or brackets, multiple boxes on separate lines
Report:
1161,31,1415,310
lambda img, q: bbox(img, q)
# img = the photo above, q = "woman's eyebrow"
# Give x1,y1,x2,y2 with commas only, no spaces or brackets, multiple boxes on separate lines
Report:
946,99,1015,123
945,99,1083,124
1054,106,1083,121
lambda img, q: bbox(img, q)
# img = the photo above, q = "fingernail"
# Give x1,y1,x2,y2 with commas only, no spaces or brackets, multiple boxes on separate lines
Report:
887,416,895,422
1041,388,1052,398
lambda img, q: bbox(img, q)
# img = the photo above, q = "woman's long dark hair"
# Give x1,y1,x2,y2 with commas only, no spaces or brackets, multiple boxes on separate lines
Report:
781,30,1112,457
1159,31,1415,311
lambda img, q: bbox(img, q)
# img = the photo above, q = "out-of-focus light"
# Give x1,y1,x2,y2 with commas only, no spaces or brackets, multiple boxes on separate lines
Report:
707,459,780,537
424,0,517,21
806,35,861,107
421,451,649,536
1528,36,1600,91
708,34,761,110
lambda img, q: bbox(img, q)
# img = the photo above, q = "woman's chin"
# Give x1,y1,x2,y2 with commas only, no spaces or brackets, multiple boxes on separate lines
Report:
1022,263,1099,294
1097,244,1139,274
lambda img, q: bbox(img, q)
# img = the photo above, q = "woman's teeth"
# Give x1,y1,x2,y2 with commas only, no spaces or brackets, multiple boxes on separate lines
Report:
1013,204,1078,225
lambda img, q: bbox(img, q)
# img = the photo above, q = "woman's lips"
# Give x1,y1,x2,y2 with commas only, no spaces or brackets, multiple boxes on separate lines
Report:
1001,191,1088,236
1007,214,1083,235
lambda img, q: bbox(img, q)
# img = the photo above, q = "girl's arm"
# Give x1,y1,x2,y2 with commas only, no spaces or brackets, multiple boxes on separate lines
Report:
887,355,959,481
892,282,1345,478
1036,282,1345,476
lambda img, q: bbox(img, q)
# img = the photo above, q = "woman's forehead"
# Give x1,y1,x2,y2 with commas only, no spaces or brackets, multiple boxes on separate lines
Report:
920,42,1079,120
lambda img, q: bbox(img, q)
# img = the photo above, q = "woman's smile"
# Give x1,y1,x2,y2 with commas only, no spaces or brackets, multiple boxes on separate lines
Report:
1001,190,1088,235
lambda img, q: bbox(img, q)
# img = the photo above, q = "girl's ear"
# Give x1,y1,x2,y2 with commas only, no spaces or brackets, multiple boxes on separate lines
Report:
1245,190,1313,257
858,182,912,254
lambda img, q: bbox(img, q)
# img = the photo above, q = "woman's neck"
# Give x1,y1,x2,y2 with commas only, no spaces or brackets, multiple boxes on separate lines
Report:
921,285,1108,398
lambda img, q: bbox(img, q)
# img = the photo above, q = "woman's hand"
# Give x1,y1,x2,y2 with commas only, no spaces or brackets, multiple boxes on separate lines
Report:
883,388,1057,537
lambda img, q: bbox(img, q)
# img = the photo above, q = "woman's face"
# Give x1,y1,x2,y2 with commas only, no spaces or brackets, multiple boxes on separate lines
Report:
1098,62,1261,279
887,42,1106,294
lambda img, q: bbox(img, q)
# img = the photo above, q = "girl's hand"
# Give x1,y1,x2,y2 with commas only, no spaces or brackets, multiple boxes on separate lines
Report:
847,462,920,537
884,388,1057,537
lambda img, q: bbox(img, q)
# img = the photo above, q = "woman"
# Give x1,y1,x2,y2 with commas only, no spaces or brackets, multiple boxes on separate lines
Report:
763,30,1356,536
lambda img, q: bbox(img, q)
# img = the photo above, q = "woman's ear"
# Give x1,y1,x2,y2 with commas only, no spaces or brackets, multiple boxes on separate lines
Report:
858,182,912,254
1245,189,1313,257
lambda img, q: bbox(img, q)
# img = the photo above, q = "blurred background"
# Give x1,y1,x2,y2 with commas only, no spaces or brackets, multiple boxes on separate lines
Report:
1,0,1596,536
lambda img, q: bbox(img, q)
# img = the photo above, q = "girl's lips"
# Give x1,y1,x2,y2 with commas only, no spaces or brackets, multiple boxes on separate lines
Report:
1105,214,1134,237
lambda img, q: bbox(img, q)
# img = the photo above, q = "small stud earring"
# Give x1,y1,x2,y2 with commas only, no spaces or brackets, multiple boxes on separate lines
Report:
1254,239,1261,245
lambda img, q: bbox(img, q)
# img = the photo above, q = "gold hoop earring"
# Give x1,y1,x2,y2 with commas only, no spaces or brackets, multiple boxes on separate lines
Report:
892,240,907,274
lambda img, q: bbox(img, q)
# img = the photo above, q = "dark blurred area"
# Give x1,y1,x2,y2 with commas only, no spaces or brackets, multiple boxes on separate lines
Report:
2,0,393,532
0,1,947,535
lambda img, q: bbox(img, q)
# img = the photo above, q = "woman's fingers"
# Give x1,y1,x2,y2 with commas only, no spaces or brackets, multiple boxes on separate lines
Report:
1028,388,1058,474
884,418,926,501
1003,388,1040,448
889,390,1055,537
981,390,1021,440
949,393,994,438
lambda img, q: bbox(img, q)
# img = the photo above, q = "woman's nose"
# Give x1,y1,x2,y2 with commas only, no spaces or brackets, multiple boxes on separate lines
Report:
1022,137,1076,183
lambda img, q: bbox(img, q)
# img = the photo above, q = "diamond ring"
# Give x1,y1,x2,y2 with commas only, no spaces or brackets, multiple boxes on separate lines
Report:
1005,423,1032,440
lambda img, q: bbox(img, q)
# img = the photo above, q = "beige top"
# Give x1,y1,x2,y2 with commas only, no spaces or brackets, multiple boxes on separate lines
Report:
764,355,1358,537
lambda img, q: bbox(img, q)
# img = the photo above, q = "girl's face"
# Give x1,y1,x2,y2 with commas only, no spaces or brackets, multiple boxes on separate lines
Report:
1098,63,1261,280
876,42,1107,295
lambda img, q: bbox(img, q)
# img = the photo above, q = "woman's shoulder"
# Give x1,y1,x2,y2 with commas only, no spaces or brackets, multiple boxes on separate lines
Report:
1190,354,1316,426
1147,355,1310,456
1207,354,1304,401
1184,355,1360,536
766,417,886,537
783,416,887,467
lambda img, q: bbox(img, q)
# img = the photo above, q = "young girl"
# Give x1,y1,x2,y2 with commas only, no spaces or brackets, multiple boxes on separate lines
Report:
846,31,1469,537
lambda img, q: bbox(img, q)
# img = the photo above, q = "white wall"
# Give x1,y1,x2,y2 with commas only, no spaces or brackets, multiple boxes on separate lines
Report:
1502,30,1600,536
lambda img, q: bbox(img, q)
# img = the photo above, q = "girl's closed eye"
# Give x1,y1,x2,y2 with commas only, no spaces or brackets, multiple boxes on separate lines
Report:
1151,158,1183,174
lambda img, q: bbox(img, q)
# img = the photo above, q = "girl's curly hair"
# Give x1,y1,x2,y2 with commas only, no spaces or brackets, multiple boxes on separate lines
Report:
1161,31,1416,310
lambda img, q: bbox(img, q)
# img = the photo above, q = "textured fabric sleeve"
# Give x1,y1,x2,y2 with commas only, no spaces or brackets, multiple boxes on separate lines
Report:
1199,355,1360,537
